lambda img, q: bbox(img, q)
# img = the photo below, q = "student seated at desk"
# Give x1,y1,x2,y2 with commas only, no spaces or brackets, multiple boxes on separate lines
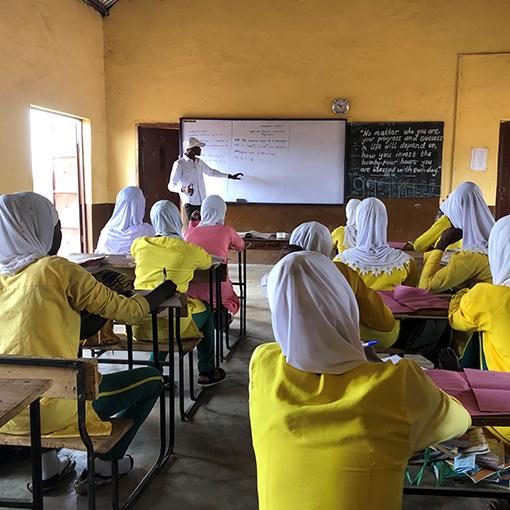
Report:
0,192,175,492
249,252,471,510
184,195,245,315
331,198,360,254
96,186,154,255
337,197,417,290
131,200,226,387
287,221,395,341
419,182,494,294
449,215,510,445
336,198,420,348
410,201,462,253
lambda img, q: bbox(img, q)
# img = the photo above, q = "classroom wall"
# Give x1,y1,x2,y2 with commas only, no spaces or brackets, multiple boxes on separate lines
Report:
453,54,510,204
101,0,510,236
0,0,108,204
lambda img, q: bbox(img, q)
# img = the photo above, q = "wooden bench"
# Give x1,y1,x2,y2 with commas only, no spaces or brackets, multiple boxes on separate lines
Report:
88,329,204,422
0,357,132,454
0,356,168,510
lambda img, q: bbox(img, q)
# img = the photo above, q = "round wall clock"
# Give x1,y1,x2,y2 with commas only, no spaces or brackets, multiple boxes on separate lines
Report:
331,98,350,115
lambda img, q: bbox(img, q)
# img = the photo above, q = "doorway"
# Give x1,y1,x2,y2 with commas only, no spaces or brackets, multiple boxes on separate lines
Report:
496,121,510,219
30,107,87,255
137,124,181,220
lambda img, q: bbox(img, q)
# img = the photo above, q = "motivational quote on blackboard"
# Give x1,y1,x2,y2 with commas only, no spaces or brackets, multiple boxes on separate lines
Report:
346,122,443,198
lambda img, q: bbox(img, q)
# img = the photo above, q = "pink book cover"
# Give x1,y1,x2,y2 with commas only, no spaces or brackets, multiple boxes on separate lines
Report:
464,369,510,413
393,285,450,311
426,370,482,416
377,291,414,314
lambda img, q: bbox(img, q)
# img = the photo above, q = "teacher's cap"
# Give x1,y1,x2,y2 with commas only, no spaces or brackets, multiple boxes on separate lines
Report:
184,137,206,150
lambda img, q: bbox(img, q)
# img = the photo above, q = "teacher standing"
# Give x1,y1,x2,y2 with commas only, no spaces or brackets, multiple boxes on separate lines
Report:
168,137,243,222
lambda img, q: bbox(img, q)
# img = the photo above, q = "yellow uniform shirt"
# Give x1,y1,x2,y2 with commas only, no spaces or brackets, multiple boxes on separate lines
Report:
131,236,212,339
335,259,418,347
249,343,471,510
412,215,462,252
331,225,347,253
0,256,149,437
336,262,395,338
419,250,491,293
449,283,510,443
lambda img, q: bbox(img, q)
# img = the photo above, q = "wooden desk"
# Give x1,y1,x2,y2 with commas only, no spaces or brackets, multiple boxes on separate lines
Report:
241,235,288,251
394,308,448,320
0,379,50,428
0,378,51,510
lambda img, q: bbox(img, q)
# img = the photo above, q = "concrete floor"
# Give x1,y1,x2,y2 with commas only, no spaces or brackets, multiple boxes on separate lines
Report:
0,265,497,508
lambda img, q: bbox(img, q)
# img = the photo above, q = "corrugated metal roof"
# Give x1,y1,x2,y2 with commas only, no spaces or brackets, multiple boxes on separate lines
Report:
82,0,120,17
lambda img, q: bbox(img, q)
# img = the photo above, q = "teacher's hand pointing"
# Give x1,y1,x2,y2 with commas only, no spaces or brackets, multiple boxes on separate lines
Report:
228,173,243,180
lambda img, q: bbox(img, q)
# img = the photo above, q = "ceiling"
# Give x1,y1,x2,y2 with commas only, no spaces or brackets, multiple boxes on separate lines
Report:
82,0,120,17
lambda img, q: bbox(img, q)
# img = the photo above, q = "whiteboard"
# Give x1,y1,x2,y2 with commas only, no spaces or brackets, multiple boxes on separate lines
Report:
180,118,346,204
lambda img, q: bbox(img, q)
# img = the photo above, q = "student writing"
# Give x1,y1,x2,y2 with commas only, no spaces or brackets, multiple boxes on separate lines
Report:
185,195,245,315
131,200,226,387
419,182,494,293
249,252,471,510
0,192,175,492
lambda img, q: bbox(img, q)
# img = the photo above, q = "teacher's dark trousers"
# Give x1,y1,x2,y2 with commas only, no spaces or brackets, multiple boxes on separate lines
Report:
184,203,201,221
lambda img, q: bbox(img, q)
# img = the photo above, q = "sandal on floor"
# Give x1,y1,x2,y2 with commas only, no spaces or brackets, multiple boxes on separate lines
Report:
197,368,226,387
74,455,134,495
27,455,76,493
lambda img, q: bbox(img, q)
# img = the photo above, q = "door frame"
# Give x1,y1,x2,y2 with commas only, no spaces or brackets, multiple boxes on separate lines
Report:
136,122,180,186
30,106,89,252
496,120,510,219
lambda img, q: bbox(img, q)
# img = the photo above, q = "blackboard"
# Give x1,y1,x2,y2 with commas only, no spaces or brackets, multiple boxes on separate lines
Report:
346,122,444,198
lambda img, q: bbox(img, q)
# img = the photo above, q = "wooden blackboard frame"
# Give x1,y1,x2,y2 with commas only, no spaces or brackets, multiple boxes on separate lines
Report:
179,117,348,206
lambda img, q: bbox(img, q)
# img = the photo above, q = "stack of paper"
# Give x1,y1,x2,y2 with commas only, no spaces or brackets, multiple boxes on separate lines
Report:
432,429,510,485
67,254,110,274
238,231,273,240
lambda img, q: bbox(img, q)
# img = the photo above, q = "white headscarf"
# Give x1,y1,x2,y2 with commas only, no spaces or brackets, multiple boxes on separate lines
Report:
268,251,365,374
150,200,183,239
488,215,510,286
0,192,59,276
339,197,411,275
289,221,333,257
199,195,227,227
96,186,155,254
440,182,494,254
344,198,361,248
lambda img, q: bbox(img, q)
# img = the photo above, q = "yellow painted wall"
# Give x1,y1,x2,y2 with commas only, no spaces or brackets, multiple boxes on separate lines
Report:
453,54,510,204
0,0,108,203
103,0,510,202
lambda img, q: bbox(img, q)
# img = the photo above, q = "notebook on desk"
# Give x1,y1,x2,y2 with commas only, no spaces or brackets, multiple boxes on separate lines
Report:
378,285,450,314
427,369,510,416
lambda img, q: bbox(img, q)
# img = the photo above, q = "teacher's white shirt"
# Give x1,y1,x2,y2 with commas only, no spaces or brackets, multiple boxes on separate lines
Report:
168,155,228,205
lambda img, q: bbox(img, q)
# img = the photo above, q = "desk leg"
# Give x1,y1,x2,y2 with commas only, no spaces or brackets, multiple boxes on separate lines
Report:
215,267,224,363
29,399,43,510
168,307,175,452
238,250,243,338
242,248,247,336
126,324,134,370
